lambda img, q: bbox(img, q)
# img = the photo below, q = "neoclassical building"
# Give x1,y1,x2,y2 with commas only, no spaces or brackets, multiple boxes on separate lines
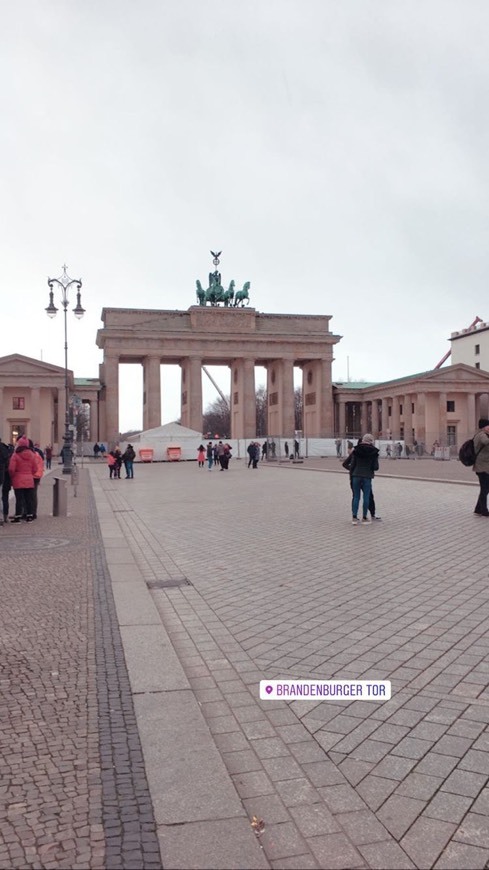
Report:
333,364,489,449
0,354,100,447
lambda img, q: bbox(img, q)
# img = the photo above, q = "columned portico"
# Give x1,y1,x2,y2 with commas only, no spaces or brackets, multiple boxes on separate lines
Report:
97,306,341,441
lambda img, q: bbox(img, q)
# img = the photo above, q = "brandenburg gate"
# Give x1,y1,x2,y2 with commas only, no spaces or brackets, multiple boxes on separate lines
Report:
96,255,341,443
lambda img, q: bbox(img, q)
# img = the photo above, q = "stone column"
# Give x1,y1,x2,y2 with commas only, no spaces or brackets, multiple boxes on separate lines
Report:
403,394,413,443
381,398,389,437
282,359,295,438
391,396,400,440
231,358,256,438
371,399,379,438
143,356,161,431
438,391,447,447
467,393,476,441
104,354,120,445
30,387,41,443
319,357,334,437
417,392,426,443
90,395,99,442
180,357,202,432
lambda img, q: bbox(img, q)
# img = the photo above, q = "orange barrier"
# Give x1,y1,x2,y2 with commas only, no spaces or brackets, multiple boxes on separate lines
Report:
166,446,181,461
139,448,154,463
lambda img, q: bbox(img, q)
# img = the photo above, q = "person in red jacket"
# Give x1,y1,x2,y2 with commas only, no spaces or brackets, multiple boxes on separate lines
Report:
8,435,38,523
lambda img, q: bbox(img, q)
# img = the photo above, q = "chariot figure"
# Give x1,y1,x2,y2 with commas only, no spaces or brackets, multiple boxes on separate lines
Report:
233,281,251,306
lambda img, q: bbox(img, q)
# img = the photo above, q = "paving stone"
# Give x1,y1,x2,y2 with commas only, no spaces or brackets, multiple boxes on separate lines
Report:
252,738,291,760
157,818,269,869
441,769,489,798
415,753,459,778
242,794,291,826
258,821,308,860
434,841,489,869
454,811,489,848
270,854,319,869
334,809,391,845
356,775,398,811
395,772,443,801
371,755,417,781
261,756,304,782
289,741,329,764
274,778,321,807
458,749,489,775
289,803,341,837
471,787,489,816
358,840,415,869
433,735,475,758
307,832,364,869
222,750,263,775
400,816,456,868
423,792,473,824
301,761,346,787
377,795,427,839
337,759,374,786
232,771,275,799
318,784,367,814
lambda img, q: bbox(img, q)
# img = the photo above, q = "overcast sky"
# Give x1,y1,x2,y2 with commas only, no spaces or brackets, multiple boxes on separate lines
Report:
2,1,489,432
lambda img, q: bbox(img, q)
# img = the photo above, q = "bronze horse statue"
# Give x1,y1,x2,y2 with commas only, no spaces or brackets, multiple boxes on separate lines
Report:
233,281,250,306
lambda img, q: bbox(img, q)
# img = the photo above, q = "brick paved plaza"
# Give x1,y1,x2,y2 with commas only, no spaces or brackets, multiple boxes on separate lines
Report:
1,457,489,869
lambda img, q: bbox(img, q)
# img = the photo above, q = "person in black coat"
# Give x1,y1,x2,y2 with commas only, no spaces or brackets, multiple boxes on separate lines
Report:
347,434,379,525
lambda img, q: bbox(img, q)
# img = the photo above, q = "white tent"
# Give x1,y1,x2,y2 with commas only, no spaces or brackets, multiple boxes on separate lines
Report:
120,422,205,462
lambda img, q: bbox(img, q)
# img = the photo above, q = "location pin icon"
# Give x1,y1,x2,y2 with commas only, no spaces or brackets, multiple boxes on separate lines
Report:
266,685,273,695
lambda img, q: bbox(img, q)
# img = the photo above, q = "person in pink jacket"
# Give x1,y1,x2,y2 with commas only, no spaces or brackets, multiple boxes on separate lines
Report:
8,435,38,523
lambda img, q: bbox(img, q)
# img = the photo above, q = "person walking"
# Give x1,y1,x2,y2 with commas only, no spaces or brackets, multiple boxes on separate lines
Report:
252,442,260,469
122,444,136,479
197,444,206,468
44,444,52,470
473,418,489,517
284,441,289,459
8,435,38,523
348,434,379,525
206,442,214,470
93,442,100,459
343,440,382,521
247,442,256,468
335,438,342,458
30,440,44,520
107,451,117,479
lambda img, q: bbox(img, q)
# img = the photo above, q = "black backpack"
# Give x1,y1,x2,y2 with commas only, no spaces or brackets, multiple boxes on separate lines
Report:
459,439,476,467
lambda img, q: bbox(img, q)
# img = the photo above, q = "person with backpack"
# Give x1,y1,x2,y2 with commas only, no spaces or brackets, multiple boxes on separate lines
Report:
347,434,379,525
122,444,136,479
473,418,489,517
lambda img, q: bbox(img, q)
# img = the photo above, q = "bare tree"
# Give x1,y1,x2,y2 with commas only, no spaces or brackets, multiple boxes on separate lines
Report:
294,386,303,432
255,385,267,436
202,395,230,438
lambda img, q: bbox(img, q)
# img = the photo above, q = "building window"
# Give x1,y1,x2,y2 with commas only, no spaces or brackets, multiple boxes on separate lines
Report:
447,401,455,412
12,397,25,410
475,344,480,355
476,362,480,369
388,406,391,416
412,403,415,413
399,404,403,415
447,425,457,446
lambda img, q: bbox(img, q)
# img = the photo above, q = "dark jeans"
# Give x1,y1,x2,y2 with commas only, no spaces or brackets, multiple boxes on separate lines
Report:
124,460,134,479
349,476,376,516
475,472,489,514
351,476,372,519
33,479,40,518
2,480,10,517
14,488,35,519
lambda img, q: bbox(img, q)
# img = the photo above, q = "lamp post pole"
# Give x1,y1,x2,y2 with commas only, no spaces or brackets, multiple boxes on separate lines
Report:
46,265,85,474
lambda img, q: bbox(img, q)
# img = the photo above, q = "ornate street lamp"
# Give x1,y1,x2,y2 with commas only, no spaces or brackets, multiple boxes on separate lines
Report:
46,265,85,474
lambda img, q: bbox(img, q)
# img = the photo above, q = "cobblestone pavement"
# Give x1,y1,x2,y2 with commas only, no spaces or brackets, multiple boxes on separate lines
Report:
87,457,489,870
0,472,161,870
2,457,489,869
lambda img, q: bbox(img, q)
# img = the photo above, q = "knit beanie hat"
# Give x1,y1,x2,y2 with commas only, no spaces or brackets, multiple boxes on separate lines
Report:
17,435,29,447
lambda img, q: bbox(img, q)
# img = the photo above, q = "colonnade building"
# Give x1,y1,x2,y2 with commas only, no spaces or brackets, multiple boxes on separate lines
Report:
1,307,489,450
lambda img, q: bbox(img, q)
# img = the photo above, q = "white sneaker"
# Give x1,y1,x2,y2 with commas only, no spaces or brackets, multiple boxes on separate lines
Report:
352,517,359,525
361,517,371,524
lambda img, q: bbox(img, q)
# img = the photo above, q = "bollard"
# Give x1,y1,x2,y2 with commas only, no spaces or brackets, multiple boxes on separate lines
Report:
53,477,67,517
